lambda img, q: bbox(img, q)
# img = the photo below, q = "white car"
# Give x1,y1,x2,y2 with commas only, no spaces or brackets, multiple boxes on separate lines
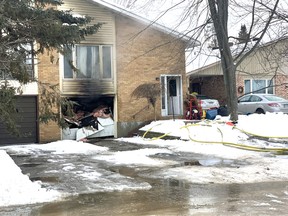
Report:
196,95,220,110
238,94,288,114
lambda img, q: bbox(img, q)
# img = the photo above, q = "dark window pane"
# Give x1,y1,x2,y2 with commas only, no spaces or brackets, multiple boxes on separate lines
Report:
252,80,265,93
169,79,177,96
65,45,112,80
102,46,112,79
244,80,250,93
76,46,90,78
64,48,73,78
239,95,251,102
267,79,274,94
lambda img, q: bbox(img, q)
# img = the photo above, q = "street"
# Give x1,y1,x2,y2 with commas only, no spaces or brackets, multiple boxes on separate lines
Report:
1,139,288,215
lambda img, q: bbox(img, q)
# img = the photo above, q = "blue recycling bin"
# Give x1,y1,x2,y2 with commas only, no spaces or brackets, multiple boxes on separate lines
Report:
206,108,218,120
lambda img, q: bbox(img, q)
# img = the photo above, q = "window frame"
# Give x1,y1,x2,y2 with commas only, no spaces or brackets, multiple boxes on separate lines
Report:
161,74,183,116
244,79,274,94
63,44,113,80
0,42,35,80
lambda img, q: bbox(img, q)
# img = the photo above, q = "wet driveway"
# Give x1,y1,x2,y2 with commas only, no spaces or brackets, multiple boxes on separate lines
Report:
1,139,288,215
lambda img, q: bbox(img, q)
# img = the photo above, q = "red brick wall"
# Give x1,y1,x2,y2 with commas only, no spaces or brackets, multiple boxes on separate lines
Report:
237,74,288,99
190,76,226,106
275,75,288,99
193,74,288,108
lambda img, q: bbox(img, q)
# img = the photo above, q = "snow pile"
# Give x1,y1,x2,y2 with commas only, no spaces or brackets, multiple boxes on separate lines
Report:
236,112,288,137
5,140,108,155
0,150,62,207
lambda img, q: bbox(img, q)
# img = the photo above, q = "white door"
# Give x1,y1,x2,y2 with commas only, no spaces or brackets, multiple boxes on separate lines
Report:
161,75,183,116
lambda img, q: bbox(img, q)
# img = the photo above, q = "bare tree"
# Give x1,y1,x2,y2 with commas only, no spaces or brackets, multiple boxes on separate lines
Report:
208,0,282,121
113,0,287,122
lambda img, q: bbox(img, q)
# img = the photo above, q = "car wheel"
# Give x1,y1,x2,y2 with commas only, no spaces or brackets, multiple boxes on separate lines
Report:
255,108,265,114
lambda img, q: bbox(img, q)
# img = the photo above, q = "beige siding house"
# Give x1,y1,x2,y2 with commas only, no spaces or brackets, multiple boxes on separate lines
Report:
187,38,288,106
35,0,194,143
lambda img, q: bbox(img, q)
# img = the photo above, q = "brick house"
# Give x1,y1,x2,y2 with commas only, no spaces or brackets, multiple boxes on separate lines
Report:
0,0,195,144
186,38,288,106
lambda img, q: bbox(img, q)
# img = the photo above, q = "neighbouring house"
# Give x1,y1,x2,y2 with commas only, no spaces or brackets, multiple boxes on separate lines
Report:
0,0,197,144
186,38,288,106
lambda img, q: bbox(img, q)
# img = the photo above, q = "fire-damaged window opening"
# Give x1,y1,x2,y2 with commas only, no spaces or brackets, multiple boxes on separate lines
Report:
62,96,114,141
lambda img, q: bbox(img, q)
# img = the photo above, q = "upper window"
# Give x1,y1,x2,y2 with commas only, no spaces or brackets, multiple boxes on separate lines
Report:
244,79,273,94
64,45,113,80
0,43,35,80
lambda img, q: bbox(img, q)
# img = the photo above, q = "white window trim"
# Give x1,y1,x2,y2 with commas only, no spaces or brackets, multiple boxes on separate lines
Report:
244,79,274,94
64,44,113,80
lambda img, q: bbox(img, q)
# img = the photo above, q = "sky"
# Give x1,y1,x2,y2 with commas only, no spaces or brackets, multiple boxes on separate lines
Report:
121,0,288,72
1,112,288,207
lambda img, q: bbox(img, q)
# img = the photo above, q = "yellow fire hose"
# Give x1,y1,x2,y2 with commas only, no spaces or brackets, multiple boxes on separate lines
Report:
142,121,288,154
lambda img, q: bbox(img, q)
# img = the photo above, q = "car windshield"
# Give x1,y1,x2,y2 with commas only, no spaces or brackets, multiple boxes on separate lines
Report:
263,95,286,101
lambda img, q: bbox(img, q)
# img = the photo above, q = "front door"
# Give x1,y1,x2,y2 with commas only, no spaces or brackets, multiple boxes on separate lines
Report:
161,75,183,116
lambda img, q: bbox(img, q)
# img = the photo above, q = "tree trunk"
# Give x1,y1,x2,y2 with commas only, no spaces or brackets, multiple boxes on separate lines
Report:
208,0,238,122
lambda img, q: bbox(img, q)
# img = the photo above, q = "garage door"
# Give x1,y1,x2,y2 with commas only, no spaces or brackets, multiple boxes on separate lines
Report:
0,96,38,145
